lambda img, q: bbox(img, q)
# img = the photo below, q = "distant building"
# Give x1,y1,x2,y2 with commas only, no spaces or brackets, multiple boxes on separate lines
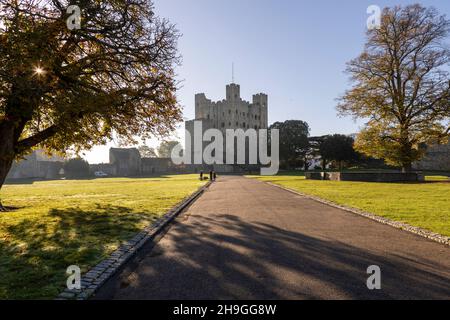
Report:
109,148,142,176
105,148,177,176
6,150,64,180
185,83,268,172
141,158,173,174
413,141,450,171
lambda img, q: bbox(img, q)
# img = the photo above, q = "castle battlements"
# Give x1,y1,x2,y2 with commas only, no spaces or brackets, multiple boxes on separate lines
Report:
192,83,268,131
185,83,269,171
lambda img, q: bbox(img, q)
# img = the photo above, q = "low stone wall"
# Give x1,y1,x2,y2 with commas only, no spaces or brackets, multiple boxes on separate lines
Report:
305,171,424,182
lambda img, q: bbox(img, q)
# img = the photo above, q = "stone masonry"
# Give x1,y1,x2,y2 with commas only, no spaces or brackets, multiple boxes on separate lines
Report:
185,83,268,172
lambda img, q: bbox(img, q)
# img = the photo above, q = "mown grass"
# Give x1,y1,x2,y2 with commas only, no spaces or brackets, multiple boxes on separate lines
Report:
251,174,450,237
0,175,205,299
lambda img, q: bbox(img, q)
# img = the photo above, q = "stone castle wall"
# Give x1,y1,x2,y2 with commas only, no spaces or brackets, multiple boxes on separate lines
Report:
185,83,269,172
413,141,450,171
6,150,63,180
194,83,268,132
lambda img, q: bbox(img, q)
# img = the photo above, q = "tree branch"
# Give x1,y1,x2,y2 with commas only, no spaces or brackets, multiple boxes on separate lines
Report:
15,125,59,153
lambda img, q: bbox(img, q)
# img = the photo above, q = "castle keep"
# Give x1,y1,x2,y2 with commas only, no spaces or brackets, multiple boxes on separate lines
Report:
185,83,268,172
192,83,268,131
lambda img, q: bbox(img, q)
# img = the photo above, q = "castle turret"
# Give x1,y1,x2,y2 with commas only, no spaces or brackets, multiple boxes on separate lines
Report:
195,93,210,119
252,93,268,107
252,93,268,128
226,83,240,101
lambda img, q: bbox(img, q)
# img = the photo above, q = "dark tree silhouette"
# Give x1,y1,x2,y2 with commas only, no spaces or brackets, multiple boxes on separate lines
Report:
269,120,310,169
0,0,181,210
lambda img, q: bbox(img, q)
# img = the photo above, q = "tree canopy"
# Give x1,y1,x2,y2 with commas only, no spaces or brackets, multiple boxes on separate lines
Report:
138,145,157,158
269,120,310,169
157,140,180,158
0,0,181,204
338,4,450,171
318,134,358,170
64,157,90,179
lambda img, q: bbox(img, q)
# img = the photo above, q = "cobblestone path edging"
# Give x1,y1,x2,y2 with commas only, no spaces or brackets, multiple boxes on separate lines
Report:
56,181,212,300
265,181,450,247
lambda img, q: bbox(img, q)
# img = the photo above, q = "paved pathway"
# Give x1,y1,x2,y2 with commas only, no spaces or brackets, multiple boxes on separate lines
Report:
95,176,450,299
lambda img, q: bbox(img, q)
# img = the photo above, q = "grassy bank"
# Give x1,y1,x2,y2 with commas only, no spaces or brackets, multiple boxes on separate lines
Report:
0,175,205,299
251,174,450,237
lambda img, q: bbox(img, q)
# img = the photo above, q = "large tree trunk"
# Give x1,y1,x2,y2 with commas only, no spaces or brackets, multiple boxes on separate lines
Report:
399,137,413,173
0,158,13,211
0,122,17,211
322,159,327,171
401,162,412,173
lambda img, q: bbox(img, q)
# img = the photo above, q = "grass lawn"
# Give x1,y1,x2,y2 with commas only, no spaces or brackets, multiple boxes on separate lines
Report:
0,175,205,299
251,174,450,237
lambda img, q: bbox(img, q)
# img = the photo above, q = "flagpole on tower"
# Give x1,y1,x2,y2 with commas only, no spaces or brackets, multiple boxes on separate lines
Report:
232,62,234,83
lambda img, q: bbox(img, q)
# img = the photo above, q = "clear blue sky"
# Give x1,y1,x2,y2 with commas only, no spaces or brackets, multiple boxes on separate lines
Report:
84,0,450,163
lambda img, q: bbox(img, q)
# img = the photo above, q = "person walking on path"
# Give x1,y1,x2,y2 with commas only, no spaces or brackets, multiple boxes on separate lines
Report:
200,171,203,181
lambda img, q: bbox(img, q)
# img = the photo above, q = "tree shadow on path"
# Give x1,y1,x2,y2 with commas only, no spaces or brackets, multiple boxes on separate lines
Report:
97,213,450,300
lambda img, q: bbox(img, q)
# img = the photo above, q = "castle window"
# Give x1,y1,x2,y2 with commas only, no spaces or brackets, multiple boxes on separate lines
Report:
243,122,246,127
228,110,231,114
221,122,225,128
236,122,238,126
254,125,257,129
229,122,231,126
207,114,210,119
236,110,238,114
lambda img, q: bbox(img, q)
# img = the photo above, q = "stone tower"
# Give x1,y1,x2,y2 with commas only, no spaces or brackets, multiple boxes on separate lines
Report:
185,83,268,172
192,83,268,131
